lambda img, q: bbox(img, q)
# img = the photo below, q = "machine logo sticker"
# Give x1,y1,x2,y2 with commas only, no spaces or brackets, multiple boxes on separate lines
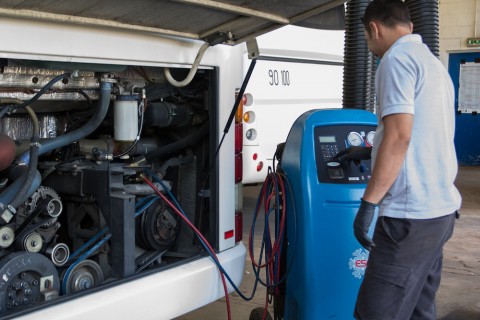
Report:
349,249,369,279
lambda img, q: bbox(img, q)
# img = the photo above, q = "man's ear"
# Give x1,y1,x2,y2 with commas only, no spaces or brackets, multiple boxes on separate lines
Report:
369,21,380,39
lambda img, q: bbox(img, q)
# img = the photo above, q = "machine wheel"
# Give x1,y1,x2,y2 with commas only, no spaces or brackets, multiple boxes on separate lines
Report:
249,307,273,320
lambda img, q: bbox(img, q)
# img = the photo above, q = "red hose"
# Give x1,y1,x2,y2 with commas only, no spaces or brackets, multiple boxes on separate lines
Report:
142,176,232,320
248,172,288,318
249,173,286,269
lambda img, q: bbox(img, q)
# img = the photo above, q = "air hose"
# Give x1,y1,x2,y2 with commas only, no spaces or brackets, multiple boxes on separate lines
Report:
405,0,440,57
343,0,374,110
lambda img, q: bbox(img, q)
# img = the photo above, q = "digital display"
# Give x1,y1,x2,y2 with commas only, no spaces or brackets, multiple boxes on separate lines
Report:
318,136,336,143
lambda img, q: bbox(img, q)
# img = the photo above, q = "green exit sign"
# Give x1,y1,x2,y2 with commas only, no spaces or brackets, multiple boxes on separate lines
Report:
467,38,480,47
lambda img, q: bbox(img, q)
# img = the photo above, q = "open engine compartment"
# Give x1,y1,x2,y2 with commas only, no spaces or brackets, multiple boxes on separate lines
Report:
0,59,216,317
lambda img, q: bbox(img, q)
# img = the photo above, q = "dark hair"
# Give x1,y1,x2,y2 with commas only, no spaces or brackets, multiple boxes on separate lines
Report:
361,0,411,33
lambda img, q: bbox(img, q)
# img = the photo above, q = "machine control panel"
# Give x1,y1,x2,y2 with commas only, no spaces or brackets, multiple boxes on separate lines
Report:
314,125,376,184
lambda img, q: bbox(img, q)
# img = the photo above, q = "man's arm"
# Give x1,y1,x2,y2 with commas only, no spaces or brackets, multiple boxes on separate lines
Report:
363,113,413,204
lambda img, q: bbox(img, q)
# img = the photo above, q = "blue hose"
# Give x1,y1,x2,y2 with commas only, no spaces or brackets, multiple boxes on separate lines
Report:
147,170,261,301
20,81,113,163
0,168,41,204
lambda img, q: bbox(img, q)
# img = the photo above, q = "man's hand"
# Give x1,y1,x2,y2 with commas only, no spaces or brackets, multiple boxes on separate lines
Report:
335,146,372,162
354,198,376,251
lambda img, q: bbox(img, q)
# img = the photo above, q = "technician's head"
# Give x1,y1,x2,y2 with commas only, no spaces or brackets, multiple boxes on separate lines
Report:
361,0,413,57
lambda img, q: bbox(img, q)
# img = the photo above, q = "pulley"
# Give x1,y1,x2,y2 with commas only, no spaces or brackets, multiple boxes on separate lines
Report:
136,199,180,251
0,226,14,248
61,259,104,295
0,252,59,313
45,243,70,267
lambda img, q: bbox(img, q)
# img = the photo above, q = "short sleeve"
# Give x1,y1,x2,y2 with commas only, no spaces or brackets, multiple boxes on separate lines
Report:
377,52,417,118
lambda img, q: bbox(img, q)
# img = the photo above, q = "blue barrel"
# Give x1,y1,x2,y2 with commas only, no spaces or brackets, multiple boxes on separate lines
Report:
280,109,378,320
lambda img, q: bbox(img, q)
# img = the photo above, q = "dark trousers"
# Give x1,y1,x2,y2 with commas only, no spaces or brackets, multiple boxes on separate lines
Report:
354,213,456,320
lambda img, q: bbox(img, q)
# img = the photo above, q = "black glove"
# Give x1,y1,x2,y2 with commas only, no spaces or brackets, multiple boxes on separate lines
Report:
335,147,372,162
354,198,376,251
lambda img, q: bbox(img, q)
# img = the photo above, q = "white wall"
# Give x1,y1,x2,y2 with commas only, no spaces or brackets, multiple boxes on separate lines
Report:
440,0,480,64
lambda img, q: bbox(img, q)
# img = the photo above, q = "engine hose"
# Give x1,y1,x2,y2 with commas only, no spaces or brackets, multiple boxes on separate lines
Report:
157,148,194,177
342,0,375,110
163,42,210,88
9,107,40,211
0,107,41,223
144,121,208,161
405,0,439,57
0,168,41,205
20,81,113,163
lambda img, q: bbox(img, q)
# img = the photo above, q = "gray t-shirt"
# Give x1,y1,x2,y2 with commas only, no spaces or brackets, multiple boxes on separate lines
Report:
372,34,462,219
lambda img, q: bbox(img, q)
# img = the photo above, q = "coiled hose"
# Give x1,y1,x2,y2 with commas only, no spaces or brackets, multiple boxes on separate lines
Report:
342,0,375,110
405,0,440,57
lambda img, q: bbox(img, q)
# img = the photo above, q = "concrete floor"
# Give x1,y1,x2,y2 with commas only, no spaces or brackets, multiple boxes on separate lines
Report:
179,166,480,320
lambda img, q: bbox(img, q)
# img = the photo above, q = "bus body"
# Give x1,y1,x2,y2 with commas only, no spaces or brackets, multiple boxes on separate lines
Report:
0,1,344,319
241,26,345,184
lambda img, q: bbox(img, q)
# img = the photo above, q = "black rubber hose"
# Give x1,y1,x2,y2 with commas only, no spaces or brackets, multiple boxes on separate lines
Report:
405,0,439,57
144,121,208,161
342,0,375,110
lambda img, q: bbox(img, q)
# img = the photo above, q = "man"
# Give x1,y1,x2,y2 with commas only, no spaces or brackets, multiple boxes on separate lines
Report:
336,0,462,319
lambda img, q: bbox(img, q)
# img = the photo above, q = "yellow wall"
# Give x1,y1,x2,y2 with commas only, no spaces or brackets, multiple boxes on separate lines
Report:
440,0,480,64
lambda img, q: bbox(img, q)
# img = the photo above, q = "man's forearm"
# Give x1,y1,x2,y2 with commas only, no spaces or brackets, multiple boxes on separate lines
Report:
363,138,409,204
363,114,413,204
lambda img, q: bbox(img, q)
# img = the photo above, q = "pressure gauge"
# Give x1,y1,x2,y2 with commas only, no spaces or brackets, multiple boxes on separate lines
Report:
366,131,375,146
347,132,364,146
